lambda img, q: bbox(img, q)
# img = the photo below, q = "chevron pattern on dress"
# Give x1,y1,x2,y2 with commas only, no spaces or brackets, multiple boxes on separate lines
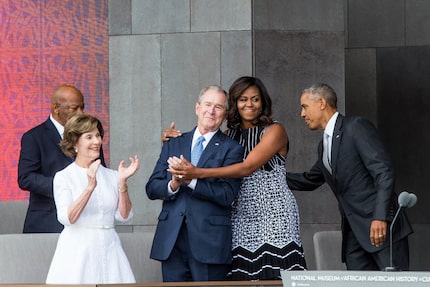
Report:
229,242,307,280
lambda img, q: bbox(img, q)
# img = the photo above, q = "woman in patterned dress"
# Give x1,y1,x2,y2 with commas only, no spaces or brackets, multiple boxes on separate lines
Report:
166,76,307,280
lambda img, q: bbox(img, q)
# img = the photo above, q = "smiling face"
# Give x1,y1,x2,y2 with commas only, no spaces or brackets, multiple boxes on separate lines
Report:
300,92,325,130
75,127,102,167
236,85,262,128
195,87,227,134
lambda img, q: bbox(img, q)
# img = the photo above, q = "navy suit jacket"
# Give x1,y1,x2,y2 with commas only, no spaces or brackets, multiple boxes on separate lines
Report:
18,117,105,233
287,115,412,255
146,128,244,264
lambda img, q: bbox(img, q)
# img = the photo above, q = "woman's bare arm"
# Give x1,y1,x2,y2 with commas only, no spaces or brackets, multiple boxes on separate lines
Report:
168,123,288,179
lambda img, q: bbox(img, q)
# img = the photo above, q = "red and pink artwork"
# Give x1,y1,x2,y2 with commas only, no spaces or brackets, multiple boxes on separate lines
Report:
0,0,109,200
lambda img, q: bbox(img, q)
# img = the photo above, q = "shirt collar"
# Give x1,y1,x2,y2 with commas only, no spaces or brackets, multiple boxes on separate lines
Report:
193,129,217,148
50,114,64,139
324,112,339,137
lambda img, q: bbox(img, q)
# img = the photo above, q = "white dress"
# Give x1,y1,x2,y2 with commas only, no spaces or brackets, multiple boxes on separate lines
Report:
46,163,136,284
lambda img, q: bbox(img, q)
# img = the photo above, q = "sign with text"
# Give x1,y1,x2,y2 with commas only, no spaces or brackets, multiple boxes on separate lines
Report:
281,270,430,287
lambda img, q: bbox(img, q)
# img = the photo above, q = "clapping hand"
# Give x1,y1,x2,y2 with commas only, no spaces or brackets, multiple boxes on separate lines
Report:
87,159,101,191
167,155,198,180
118,155,140,182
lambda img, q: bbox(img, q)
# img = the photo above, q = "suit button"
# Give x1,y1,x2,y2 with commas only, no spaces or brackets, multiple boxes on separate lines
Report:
180,212,187,224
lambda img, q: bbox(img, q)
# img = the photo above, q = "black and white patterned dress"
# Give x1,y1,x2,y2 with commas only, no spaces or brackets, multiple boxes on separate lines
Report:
228,125,306,280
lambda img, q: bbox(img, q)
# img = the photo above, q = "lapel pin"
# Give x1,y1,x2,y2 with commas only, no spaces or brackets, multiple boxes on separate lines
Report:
215,143,220,146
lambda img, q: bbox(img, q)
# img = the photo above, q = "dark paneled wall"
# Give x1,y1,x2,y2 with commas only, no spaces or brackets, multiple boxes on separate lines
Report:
253,0,430,270
377,46,430,223
345,0,430,269
345,0,430,226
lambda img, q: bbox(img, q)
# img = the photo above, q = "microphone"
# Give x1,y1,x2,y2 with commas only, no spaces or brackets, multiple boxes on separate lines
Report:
397,191,411,208
406,193,417,208
384,191,417,271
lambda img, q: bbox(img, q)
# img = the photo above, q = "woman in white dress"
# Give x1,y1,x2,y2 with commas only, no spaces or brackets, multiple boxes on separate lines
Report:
46,113,140,284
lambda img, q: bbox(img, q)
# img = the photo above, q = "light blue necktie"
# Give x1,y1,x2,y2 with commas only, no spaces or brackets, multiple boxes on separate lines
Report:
191,136,205,166
323,132,332,174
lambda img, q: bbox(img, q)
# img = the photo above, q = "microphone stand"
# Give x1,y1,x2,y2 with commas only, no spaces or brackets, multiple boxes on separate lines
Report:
384,207,402,271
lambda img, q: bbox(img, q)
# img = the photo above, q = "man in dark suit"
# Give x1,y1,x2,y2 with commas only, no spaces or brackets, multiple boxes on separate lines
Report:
18,84,104,233
146,85,244,282
287,83,412,270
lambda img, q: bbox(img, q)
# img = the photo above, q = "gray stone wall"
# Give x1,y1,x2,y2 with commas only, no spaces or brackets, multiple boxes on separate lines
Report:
251,0,346,270
108,0,430,270
108,0,253,234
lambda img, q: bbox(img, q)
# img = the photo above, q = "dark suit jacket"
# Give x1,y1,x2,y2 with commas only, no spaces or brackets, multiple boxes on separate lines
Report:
287,115,412,255
18,117,105,233
146,128,244,264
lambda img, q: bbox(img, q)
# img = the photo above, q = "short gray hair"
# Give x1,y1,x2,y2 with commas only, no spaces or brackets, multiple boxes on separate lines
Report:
198,85,228,109
302,83,337,109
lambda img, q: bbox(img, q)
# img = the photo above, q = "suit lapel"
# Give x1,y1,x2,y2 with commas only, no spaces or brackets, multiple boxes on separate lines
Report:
43,118,73,162
183,130,194,161
196,130,223,167
44,119,62,145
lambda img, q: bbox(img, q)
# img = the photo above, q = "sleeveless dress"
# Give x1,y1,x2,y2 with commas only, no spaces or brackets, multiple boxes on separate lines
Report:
46,163,136,284
227,125,307,280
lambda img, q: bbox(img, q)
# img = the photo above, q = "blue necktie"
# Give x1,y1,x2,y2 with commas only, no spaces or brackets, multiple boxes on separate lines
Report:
191,136,205,166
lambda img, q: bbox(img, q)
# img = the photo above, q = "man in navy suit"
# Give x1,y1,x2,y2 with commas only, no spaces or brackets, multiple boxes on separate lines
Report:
18,84,104,233
146,85,244,282
287,83,412,270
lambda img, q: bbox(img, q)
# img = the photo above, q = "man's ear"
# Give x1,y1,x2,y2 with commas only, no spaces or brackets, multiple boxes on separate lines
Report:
319,97,327,110
52,103,60,114
195,102,200,115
